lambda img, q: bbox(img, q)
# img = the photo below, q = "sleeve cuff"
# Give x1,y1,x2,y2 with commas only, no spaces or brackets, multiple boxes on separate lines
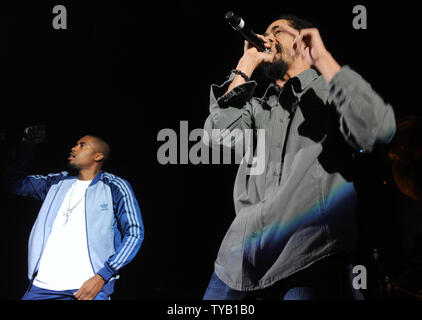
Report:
97,263,116,282
210,71,257,108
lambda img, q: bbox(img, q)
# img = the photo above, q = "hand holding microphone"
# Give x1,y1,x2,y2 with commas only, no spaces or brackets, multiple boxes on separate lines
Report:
22,125,46,146
225,11,275,67
225,11,271,53
224,11,276,93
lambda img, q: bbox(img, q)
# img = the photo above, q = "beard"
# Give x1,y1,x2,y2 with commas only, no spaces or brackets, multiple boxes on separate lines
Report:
259,58,289,82
67,160,80,174
258,44,289,82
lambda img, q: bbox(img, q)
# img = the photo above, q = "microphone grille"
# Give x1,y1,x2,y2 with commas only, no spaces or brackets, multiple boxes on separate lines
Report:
225,11,234,19
225,11,241,29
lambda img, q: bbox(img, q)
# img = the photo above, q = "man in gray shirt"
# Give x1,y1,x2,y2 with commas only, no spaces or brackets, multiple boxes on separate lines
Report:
203,15,396,299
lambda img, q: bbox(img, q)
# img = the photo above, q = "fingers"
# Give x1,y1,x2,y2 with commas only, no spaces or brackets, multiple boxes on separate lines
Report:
73,285,93,300
290,28,322,58
256,34,272,49
291,34,303,56
279,24,319,41
244,37,271,54
73,289,82,300
73,276,104,300
23,125,46,144
299,28,320,37
304,46,311,60
73,288,95,300
244,40,251,52
25,125,46,136
277,23,300,38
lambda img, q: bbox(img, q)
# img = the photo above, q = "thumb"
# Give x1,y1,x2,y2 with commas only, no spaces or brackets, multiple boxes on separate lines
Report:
291,35,303,56
73,289,81,298
303,46,311,60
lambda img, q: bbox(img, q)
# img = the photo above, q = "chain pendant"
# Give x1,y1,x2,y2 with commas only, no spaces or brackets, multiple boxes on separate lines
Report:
63,208,71,225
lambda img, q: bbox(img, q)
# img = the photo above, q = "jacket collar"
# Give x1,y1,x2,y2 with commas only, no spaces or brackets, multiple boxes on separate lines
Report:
66,170,104,185
91,170,104,185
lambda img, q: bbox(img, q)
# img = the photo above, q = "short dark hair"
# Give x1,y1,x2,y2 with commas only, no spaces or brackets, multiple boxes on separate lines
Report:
277,14,314,31
85,134,111,163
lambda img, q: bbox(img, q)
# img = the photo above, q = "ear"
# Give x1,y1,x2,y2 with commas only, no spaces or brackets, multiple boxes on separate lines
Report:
94,152,104,162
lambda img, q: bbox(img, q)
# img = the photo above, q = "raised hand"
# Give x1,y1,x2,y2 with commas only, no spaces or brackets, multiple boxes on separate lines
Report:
278,23,341,82
226,35,275,94
22,125,46,145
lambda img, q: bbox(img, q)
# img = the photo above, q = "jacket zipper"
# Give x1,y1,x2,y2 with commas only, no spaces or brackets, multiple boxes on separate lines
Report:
84,188,96,275
33,179,64,279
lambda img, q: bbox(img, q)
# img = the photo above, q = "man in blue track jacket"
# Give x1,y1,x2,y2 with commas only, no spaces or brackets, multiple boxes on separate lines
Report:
2,126,144,300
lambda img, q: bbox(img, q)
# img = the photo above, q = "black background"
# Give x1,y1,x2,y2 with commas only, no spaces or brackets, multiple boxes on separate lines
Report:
0,0,420,300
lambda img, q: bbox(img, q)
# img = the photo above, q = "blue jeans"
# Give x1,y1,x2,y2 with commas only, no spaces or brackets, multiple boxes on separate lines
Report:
204,254,364,300
21,284,110,300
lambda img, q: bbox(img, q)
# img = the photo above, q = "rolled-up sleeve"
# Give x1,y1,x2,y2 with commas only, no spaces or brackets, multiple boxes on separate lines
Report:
203,72,258,150
327,66,396,152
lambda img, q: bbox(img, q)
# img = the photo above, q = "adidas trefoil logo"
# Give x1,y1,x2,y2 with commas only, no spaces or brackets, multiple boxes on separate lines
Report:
100,202,109,211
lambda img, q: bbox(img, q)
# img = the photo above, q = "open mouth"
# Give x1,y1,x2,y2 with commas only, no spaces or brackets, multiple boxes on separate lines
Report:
68,153,75,160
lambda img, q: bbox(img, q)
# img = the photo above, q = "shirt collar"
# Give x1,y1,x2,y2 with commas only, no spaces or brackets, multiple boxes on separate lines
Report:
291,67,319,93
261,67,320,100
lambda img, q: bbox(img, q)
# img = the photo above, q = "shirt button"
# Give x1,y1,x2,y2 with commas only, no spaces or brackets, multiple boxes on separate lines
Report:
276,142,282,148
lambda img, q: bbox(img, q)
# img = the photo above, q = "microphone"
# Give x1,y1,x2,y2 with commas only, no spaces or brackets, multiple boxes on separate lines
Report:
225,11,270,53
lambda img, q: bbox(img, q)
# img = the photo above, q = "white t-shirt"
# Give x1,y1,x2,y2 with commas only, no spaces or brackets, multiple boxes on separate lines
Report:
33,179,95,291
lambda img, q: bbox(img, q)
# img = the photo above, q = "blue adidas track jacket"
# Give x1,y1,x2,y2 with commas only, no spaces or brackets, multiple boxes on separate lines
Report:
2,145,144,295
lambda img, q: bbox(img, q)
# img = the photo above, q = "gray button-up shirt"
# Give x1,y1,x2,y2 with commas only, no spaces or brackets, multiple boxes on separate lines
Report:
204,66,396,291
